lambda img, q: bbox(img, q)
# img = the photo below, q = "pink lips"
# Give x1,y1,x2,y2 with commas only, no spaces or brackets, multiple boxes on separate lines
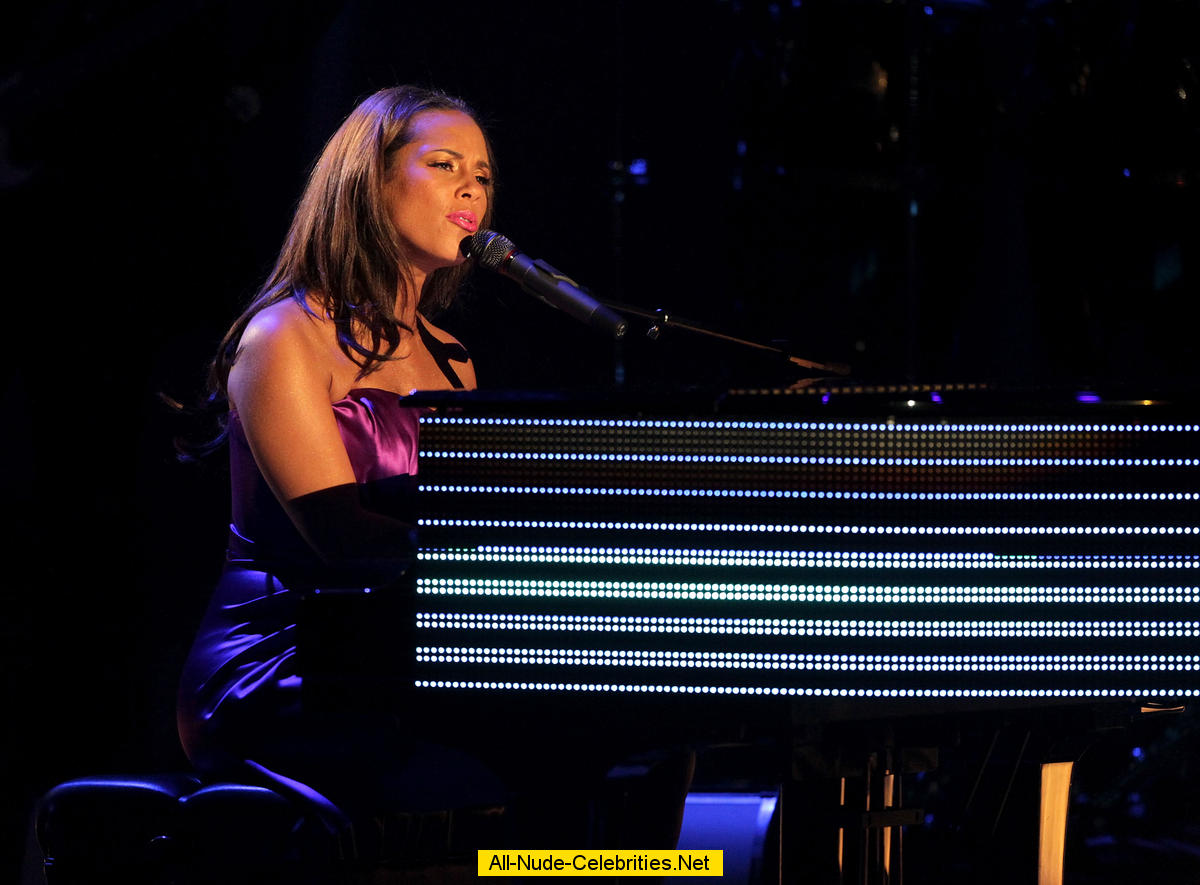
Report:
447,211,478,233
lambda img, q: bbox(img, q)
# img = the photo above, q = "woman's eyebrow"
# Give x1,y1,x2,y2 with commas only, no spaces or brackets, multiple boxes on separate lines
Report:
427,147,491,172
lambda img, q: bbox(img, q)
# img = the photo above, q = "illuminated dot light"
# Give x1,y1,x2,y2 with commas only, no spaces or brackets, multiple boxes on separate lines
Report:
420,450,1200,468
417,546,1199,570
412,680,1200,699
422,416,1200,434
418,485,1200,503
413,646,1200,673
414,577,1200,605
413,612,1200,639
418,517,1199,538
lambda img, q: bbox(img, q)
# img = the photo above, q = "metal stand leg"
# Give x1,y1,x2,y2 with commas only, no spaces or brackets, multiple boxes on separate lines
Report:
837,751,923,885
1037,761,1074,885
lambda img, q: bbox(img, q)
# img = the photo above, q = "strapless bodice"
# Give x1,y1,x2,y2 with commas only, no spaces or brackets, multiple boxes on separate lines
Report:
226,388,422,573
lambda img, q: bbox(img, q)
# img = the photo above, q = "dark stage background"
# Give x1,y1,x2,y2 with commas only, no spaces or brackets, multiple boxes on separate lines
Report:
3,0,1199,881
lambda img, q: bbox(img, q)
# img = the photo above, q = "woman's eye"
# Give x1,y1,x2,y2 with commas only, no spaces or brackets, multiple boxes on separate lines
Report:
476,175,492,186
431,160,454,171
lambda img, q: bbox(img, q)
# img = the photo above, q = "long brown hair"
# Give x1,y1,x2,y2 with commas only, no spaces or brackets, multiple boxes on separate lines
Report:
184,85,494,455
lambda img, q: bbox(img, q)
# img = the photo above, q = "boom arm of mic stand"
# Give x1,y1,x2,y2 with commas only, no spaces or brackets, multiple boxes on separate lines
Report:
602,300,851,377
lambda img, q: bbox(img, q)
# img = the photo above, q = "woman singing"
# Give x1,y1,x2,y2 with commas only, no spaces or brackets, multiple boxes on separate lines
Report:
176,85,690,864
176,85,503,822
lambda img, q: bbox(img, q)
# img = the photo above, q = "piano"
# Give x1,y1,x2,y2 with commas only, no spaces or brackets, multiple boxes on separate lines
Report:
310,383,1200,883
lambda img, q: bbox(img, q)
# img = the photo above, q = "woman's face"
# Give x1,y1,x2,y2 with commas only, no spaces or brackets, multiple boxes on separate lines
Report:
385,109,492,281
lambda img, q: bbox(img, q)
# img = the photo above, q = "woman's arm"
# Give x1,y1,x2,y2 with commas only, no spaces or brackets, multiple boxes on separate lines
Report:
229,300,356,502
229,300,415,583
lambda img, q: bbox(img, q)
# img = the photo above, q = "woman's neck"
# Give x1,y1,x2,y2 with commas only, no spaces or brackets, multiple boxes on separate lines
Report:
396,268,427,328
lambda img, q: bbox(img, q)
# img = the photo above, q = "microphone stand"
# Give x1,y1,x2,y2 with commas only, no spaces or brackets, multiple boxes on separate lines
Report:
600,299,852,378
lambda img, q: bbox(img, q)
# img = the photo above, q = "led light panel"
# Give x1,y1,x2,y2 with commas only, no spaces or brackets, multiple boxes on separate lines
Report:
412,398,1200,703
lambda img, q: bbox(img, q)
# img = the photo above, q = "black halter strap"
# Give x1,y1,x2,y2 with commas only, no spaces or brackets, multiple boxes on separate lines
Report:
415,316,467,390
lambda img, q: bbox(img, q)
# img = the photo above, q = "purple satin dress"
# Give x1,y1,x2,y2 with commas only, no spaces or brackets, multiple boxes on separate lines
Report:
175,389,500,812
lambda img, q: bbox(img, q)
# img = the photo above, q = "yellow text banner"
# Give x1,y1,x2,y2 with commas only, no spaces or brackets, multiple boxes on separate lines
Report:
477,849,723,877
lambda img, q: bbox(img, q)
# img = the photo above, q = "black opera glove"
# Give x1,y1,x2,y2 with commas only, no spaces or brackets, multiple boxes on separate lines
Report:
284,482,417,587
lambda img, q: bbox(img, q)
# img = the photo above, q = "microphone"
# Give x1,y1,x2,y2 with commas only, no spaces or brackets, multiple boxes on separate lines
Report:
463,230,627,339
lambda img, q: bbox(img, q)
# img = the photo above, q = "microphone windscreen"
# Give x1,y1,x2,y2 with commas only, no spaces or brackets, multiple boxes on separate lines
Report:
465,230,515,271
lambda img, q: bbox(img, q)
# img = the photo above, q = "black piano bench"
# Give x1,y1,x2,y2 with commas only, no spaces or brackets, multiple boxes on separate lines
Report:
32,773,506,884
33,773,200,884
177,780,354,884
31,773,358,885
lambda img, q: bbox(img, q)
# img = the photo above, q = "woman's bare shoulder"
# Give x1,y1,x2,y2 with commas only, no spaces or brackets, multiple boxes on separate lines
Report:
229,297,338,407
239,297,331,352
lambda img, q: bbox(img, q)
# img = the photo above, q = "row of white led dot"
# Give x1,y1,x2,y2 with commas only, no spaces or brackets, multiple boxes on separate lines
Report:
419,484,1200,501
413,680,1199,699
414,649,1199,672
420,548,1198,569
415,578,1200,604
422,450,1200,467
423,416,1200,433
418,647,1198,664
418,592,1198,604
414,613,1200,638
421,612,1200,628
417,622,1195,638
420,518,1199,536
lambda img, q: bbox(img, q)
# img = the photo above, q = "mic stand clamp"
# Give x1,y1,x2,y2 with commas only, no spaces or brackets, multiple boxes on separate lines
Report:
608,302,851,377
